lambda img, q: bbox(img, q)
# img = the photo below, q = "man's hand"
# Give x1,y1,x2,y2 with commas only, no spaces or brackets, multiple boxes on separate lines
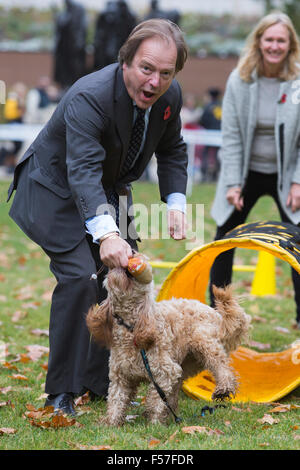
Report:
287,183,300,213
99,235,132,268
226,186,244,211
167,209,187,240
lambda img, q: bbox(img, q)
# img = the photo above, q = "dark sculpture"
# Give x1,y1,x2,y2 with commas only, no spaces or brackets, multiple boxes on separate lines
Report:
54,0,87,89
143,0,181,26
93,0,137,71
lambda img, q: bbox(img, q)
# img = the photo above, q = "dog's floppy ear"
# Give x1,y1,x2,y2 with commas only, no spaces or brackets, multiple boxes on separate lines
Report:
86,298,113,348
132,303,157,350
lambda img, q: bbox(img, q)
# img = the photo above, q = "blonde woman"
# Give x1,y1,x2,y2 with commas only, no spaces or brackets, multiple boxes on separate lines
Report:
210,12,300,329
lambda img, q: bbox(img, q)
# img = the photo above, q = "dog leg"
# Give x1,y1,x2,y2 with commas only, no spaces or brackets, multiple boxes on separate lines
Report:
105,379,137,426
191,338,237,400
144,383,170,424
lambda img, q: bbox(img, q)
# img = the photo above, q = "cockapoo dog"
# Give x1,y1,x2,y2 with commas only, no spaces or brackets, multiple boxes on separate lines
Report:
86,265,250,425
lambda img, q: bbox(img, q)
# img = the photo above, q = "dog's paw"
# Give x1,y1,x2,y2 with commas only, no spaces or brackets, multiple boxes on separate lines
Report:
212,387,235,401
99,414,125,427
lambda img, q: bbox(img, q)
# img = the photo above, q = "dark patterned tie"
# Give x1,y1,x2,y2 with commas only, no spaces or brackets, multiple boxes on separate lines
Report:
106,107,146,226
106,108,145,226
120,107,146,178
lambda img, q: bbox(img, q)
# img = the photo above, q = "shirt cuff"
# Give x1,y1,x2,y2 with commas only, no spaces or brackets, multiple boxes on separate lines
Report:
166,192,186,213
85,214,120,244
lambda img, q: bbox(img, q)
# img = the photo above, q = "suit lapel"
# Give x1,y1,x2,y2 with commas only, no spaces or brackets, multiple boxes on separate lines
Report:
114,67,134,172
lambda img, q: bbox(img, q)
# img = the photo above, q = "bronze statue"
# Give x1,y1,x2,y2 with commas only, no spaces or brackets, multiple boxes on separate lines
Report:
143,0,181,25
93,0,136,71
54,0,87,88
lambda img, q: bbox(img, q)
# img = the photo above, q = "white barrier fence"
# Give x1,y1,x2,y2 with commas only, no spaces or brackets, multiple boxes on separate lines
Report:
0,124,222,192
0,123,222,145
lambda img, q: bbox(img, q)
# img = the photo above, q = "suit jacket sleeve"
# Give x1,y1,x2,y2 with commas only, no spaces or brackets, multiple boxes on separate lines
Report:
64,92,110,221
155,81,188,202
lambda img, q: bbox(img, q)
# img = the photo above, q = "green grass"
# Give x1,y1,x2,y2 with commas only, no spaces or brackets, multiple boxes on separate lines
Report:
0,180,299,451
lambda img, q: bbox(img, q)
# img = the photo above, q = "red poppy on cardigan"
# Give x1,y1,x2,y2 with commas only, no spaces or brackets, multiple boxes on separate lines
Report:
278,93,287,104
163,105,171,120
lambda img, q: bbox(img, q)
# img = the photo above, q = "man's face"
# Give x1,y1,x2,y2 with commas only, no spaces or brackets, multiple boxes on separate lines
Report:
122,35,177,109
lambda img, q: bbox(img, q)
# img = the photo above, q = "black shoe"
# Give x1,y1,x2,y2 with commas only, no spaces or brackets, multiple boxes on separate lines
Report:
44,393,76,416
89,390,107,402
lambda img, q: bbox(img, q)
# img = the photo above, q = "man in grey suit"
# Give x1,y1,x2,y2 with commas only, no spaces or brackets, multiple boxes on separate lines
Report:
7,19,189,415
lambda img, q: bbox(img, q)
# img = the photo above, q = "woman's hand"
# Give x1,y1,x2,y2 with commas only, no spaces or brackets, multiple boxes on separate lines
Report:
286,183,300,213
226,186,244,211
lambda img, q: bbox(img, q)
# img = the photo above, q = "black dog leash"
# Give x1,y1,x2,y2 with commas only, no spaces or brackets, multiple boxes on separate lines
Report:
200,404,226,417
140,349,182,424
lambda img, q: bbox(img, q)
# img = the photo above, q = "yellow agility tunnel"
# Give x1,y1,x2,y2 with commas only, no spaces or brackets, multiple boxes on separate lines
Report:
157,221,300,403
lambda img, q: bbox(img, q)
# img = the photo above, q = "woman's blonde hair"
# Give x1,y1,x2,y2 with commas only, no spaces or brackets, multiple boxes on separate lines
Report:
237,11,300,82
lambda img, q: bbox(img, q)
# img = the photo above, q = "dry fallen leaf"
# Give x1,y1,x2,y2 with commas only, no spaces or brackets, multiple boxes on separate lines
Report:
12,310,28,322
249,340,271,350
14,285,34,300
0,427,17,435
2,362,18,371
0,386,13,395
24,403,81,429
274,326,290,334
17,255,27,266
252,315,267,323
166,430,179,442
125,414,139,422
249,303,261,315
181,425,224,436
0,401,15,409
25,404,55,420
74,392,90,406
182,425,209,435
257,414,280,425
269,404,300,413
30,329,49,337
148,438,161,448
8,374,28,381
30,414,79,429
25,345,49,361
41,291,53,302
72,443,112,450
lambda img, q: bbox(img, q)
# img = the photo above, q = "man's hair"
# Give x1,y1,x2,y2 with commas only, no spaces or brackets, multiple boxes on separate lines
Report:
237,11,300,82
118,18,188,74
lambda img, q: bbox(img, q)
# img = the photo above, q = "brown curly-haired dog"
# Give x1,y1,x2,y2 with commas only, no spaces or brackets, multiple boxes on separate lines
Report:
86,267,250,425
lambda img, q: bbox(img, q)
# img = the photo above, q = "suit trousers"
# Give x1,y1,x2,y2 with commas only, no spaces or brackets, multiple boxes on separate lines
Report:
42,236,110,396
210,171,300,322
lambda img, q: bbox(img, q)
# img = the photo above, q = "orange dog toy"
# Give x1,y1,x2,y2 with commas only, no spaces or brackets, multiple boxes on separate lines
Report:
127,256,153,284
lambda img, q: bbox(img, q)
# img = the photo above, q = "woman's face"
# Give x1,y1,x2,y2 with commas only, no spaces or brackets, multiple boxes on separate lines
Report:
259,23,290,71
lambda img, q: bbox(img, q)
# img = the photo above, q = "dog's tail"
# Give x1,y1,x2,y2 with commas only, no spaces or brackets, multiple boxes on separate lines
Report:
86,298,113,348
212,284,251,352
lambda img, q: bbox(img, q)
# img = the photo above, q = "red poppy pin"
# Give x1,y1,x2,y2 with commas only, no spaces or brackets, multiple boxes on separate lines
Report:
163,105,171,120
278,93,287,104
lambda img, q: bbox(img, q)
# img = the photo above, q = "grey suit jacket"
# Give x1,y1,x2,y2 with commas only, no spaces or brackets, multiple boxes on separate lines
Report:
8,64,188,252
